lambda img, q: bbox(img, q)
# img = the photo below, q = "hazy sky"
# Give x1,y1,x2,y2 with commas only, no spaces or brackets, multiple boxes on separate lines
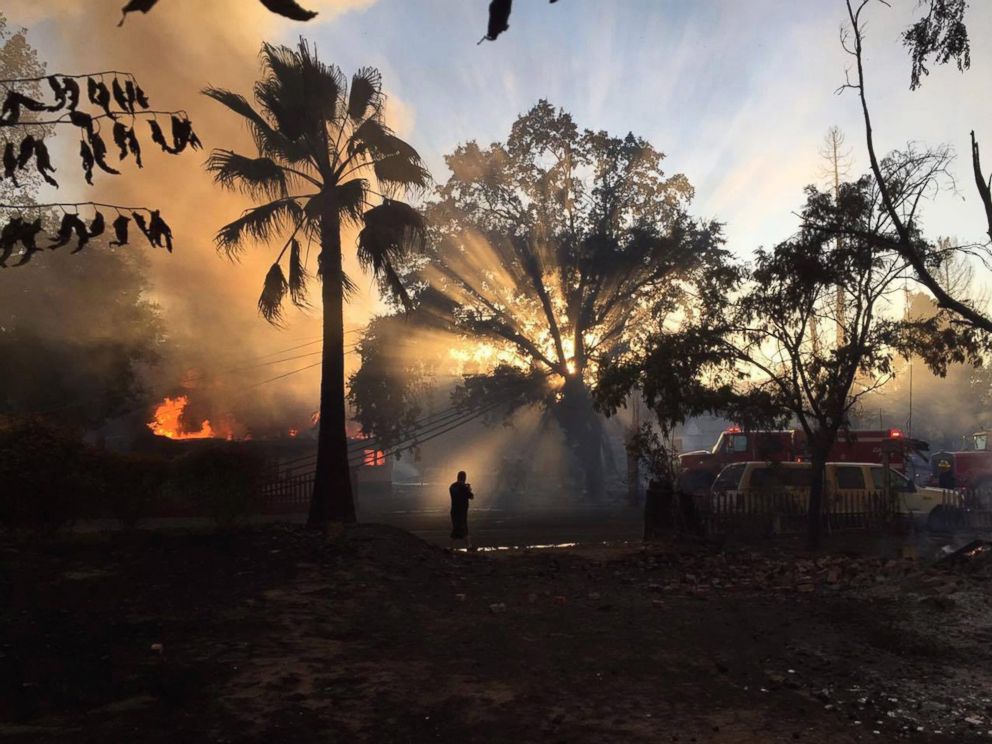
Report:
12,0,992,284
4,0,991,413
295,0,992,260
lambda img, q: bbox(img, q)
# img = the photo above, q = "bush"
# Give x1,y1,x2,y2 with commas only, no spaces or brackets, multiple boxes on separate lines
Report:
97,453,170,528
165,445,267,527
0,417,98,531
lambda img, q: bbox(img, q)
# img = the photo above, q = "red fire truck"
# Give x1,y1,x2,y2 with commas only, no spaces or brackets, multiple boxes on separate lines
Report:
678,427,917,493
930,431,992,497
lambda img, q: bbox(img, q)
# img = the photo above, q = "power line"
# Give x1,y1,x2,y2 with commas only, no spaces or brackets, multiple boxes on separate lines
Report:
176,339,363,384
278,373,552,473
277,372,548,469
244,361,323,390
224,349,324,372
165,323,368,372
277,401,483,469
349,398,509,468
280,395,519,474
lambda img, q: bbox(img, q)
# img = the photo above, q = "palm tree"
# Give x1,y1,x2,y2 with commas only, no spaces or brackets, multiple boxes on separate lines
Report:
204,39,429,526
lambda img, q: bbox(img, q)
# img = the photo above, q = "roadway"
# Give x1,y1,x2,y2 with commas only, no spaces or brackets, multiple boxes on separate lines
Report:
358,485,644,547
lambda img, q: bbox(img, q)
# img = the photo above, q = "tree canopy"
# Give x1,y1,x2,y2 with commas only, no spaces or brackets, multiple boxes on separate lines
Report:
351,100,735,495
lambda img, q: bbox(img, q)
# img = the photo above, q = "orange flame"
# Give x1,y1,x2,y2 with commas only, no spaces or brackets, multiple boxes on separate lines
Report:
147,395,216,440
363,449,386,467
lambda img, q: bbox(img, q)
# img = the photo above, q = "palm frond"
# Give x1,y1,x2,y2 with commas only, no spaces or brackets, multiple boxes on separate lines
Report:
202,87,271,132
347,67,382,121
203,85,309,164
349,119,419,162
258,262,289,325
288,237,311,308
342,269,359,299
215,197,303,256
336,178,369,227
373,154,431,193
316,256,359,298
257,40,343,141
357,199,427,309
206,149,288,200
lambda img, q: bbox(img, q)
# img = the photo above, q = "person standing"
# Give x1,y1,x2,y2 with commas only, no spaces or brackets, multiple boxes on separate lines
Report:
449,471,474,550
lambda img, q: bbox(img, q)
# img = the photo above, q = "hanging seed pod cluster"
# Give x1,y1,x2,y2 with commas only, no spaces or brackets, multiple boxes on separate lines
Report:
0,71,194,267
479,0,560,44
118,0,318,25
0,72,200,187
0,204,173,267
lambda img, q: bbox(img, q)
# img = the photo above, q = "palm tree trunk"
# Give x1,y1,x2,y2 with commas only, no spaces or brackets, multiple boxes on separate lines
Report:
308,203,357,527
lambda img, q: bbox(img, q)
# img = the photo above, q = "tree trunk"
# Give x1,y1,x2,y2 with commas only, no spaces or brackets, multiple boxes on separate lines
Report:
557,375,605,500
308,203,356,527
806,427,839,551
807,449,826,551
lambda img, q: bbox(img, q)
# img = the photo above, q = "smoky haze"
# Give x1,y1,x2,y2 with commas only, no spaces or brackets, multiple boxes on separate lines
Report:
3,0,407,438
853,291,992,452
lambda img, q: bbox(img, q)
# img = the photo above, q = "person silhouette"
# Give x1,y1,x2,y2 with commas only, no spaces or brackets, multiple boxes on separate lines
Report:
449,470,474,550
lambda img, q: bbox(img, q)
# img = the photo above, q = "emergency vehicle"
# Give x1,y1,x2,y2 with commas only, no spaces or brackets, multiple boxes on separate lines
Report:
678,427,919,493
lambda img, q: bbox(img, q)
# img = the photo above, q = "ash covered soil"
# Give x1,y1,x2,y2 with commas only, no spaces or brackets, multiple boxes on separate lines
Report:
2,525,992,743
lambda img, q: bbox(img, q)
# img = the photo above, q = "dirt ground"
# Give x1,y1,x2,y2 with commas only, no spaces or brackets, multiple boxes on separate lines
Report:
2,523,992,743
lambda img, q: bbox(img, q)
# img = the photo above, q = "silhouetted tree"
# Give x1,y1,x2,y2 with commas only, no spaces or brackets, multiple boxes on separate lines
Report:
902,0,970,91
0,247,165,427
0,15,165,425
810,0,992,335
351,101,731,499
611,173,985,549
205,39,429,526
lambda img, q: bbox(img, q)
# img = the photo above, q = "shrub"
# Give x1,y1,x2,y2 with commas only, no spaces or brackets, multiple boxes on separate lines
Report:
0,416,97,531
165,445,267,527
97,453,170,528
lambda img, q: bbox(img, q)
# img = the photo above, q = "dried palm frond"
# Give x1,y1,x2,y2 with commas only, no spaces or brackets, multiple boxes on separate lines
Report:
288,237,311,308
258,262,289,325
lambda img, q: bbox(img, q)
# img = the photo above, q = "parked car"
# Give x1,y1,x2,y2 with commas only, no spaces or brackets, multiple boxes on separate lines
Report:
678,427,920,494
708,461,959,530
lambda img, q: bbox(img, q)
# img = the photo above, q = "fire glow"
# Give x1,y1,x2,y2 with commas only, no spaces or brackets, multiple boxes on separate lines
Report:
147,395,217,440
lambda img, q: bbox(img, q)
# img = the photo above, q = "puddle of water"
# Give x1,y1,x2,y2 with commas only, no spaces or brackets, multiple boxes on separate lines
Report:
460,540,631,553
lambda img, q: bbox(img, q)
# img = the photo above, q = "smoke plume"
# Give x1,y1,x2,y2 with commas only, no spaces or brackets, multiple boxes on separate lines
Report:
3,0,417,438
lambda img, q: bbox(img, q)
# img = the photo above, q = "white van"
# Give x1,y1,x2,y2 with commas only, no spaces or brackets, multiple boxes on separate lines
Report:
709,461,957,528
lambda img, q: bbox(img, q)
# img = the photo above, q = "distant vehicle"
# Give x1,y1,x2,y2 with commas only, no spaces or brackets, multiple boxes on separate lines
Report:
930,431,992,501
709,460,956,530
678,427,920,494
